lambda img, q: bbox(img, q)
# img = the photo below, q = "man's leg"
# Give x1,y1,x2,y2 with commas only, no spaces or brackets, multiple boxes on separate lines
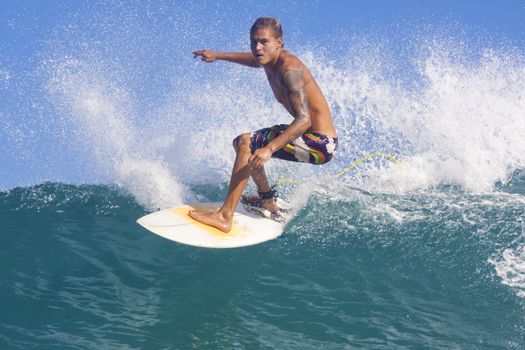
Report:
188,133,253,232
246,166,279,212
231,131,279,212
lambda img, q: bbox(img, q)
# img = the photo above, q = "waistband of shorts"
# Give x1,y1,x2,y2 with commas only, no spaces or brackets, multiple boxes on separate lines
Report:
303,131,338,142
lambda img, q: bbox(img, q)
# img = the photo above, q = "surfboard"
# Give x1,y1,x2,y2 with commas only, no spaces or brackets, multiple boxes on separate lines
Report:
136,202,284,248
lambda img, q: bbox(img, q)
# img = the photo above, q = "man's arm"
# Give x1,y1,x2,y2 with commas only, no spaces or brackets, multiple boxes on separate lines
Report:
193,50,260,68
248,69,311,169
266,70,311,152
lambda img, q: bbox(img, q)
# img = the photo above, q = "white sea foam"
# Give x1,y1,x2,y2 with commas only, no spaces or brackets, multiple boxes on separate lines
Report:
35,6,525,210
303,44,525,194
44,58,186,209
0,68,11,87
489,240,525,298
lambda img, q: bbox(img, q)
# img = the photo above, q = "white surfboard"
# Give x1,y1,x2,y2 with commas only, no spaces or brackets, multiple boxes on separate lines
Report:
136,202,284,248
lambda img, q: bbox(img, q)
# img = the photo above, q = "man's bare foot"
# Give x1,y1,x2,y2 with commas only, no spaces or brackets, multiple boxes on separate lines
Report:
241,195,279,213
188,209,232,233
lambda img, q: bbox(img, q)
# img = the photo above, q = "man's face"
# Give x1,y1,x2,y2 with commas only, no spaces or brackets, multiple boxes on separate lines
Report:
250,28,282,66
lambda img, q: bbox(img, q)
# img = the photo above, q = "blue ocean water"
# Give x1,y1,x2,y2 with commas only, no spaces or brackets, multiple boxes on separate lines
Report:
1,180,524,349
2,2,525,348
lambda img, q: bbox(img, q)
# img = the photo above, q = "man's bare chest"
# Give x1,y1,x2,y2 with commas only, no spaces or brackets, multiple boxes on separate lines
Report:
266,74,288,107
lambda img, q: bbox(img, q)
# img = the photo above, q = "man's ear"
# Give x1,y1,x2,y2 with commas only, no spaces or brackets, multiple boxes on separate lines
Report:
277,37,283,49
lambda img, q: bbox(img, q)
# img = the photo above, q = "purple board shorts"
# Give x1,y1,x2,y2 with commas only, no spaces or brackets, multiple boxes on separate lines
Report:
235,124,338,165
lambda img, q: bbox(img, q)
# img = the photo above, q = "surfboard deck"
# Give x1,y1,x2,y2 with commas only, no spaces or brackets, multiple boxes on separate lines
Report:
136,202,284,248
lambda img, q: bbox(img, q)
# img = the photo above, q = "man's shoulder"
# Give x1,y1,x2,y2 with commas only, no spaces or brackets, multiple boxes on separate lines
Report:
278,51,306,72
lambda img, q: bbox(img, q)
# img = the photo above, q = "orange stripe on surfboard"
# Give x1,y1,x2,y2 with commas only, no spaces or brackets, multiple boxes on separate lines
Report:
171,205,247,238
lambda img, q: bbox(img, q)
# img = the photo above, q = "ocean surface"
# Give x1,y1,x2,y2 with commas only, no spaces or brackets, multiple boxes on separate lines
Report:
1,179,525,349
2,2,525,349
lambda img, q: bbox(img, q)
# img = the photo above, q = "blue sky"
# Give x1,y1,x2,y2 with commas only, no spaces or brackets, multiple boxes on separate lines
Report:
2,1,524,48
1,0,524,189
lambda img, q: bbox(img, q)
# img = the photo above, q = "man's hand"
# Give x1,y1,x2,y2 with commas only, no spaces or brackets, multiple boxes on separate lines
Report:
193,50,219,62
248,147,273,169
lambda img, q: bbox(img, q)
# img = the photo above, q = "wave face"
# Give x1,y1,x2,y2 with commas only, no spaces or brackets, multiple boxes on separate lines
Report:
1,182,524,349
2,1,525,348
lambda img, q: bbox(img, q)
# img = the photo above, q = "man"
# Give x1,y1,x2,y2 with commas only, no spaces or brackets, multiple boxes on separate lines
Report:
190,17,338,232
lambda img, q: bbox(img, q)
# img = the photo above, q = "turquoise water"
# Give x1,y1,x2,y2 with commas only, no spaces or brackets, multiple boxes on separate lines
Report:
3,2,525,348
2,181,524,349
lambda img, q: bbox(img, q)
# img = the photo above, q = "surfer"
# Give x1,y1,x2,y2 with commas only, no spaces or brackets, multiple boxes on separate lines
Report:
190,17,338,232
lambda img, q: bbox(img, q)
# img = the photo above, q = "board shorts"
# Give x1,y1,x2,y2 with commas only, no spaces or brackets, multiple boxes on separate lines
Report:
234,124,338,165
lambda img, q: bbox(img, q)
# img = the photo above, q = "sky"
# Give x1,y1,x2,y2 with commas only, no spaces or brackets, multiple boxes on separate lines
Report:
1,0,524,189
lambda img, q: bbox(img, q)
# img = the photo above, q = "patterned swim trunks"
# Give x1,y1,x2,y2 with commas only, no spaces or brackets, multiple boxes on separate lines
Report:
246,124,338,165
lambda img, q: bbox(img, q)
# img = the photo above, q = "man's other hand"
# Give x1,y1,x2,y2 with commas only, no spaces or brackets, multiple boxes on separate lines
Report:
248,147,272,169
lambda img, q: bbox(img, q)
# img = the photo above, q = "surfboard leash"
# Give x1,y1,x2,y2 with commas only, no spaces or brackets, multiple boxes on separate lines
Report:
271,152,403,188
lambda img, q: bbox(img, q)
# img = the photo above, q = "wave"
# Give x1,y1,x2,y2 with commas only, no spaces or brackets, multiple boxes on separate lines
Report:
2,5,525,343
1,182,524,348
2,181,525,301
0,2,523,209
38,39,525,208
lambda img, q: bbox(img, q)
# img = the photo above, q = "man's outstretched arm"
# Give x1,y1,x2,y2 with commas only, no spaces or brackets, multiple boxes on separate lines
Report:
193,50,260,68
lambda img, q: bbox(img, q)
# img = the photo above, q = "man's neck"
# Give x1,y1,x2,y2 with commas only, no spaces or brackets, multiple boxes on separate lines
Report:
262,49,282,70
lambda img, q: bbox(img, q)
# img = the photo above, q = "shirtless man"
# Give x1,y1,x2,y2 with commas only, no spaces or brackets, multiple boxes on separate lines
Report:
190,17,338,232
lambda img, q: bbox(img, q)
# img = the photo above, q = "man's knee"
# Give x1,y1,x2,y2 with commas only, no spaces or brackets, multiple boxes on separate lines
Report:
232,133,252,152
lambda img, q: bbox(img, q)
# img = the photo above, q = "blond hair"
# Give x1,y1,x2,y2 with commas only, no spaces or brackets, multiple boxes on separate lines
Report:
250,17,284,46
